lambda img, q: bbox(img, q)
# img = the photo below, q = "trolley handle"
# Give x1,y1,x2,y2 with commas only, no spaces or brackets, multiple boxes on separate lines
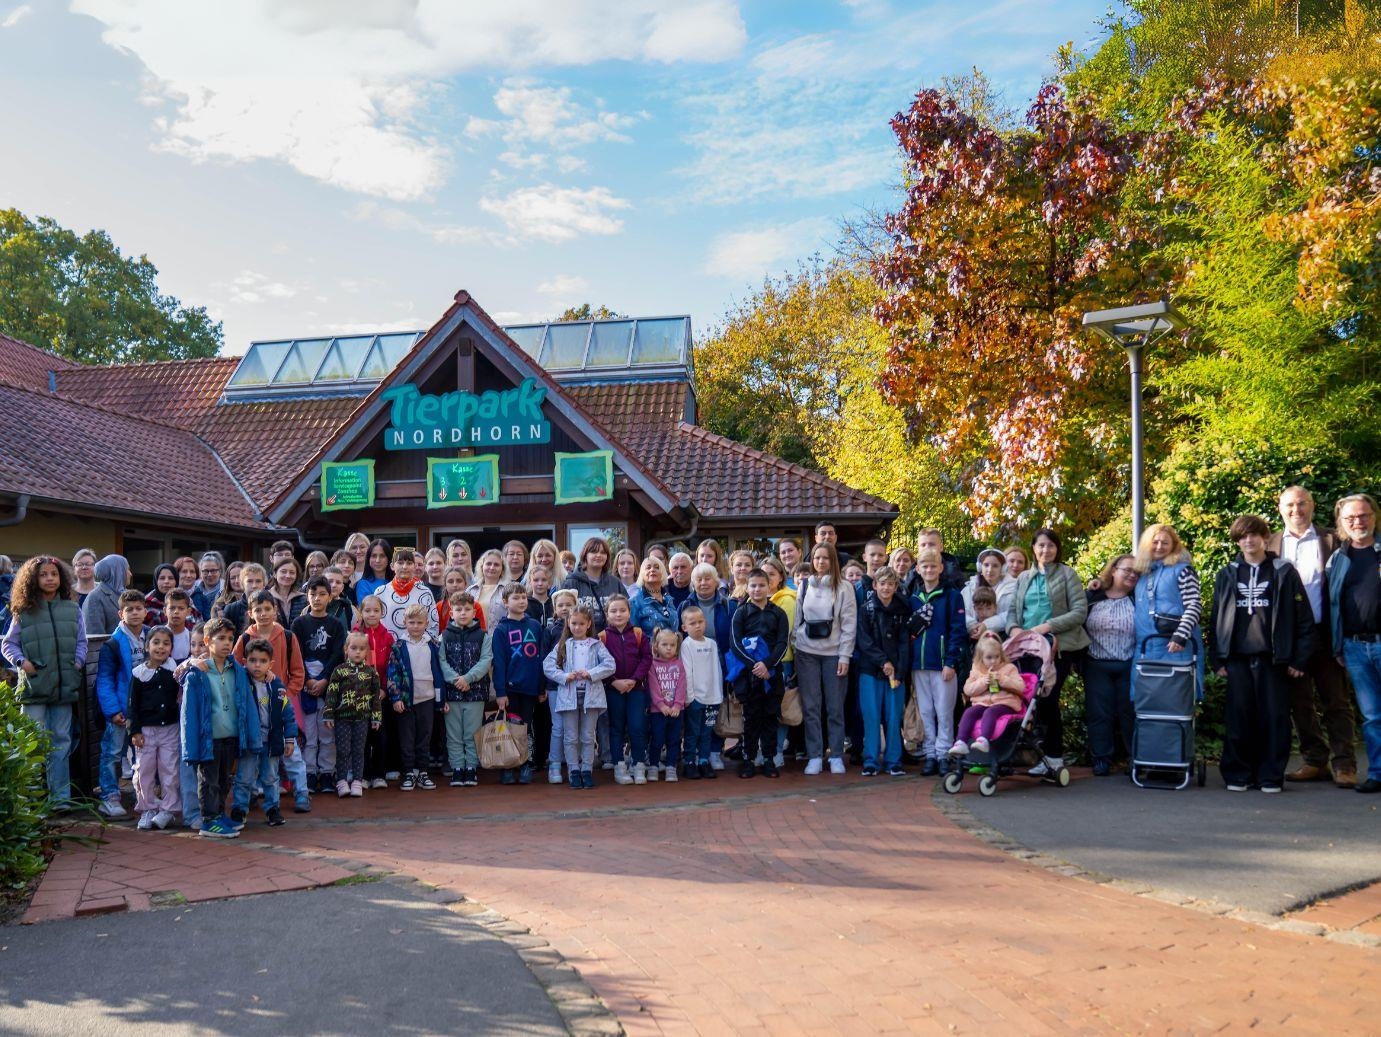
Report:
1138,633,1198,659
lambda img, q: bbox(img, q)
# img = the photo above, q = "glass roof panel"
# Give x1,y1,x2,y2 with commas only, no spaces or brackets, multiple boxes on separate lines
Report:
227,341,290,387
631,318,688,365
543,322,591,370
377,332,419,369
586,321,635,367
271,338,330,384
505,324,545,358
357,340,392,380
315,336,375,381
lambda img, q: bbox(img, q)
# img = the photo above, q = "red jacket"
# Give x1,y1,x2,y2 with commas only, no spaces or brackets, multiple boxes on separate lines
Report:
600,624,651,689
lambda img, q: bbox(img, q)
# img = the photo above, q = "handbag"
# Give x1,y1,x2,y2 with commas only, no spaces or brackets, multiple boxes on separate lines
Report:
804,618,832,640
714,695,744,737
475,711,529,769
1152,612,1181,637
778,685,803,726
902,693,925,751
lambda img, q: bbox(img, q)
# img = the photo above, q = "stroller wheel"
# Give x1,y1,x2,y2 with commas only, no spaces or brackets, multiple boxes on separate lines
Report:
942,771,963,795
1056,767,1071,787
978,774,998,797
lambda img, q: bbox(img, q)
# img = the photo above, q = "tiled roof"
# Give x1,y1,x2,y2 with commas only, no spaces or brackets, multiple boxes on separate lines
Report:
0,331,79,392
0,379,264,530
55,356,239,430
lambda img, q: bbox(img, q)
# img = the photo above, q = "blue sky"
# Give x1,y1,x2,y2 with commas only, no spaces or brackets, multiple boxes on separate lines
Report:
0,0,1113,354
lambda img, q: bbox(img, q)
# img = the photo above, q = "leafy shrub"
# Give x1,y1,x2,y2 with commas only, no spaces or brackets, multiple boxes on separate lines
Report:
0,678,51,891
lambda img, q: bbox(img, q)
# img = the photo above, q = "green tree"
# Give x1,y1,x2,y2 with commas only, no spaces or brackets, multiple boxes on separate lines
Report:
553,303,625,321
0,209,221,363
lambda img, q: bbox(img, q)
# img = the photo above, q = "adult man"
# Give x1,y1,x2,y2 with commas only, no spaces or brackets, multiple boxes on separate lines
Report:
1268,486,1356,786
814,521,850,564
916,529,966,590
1325,493,1381,794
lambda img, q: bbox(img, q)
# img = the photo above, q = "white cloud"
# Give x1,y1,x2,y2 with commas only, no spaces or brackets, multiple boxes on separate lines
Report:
347,200,497,246
2,4,31,29
703,217,832,281
467,78,646,175
479,185,630,242
537,274,590,297
73,0,745,200
222,270,302,305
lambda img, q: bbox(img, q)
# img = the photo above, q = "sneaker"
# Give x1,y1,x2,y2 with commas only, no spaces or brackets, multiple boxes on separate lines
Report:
137,810,156,830
265,807,285,827
371,777,389,789
1261,785,1283,794
336,780,350,798
418,773,437,790
921,758,939,776
385,770,401,781
971,736,990,753
760,760,780,778
861,764,879,777
947,741,969,757
633,762,647,785
725,744,744,762
665,765,679,783
229,808,247,828
401,772,416,792
646,764,659,782
99,798,127,819
1028,757,1062,777
700,762,716,780
886,764,907,777
306,774,320,794
683,762,700,780
294,796,312,813
1092,759,1112,777
601,760,615,771
350,781,364,797
1226,783,1249,792
517,764,533,785
773,752,786,768
829,757,846,775
569,771,583,790
499,768,516,785
614,762,633,786
450,769,465,788
803,757,823,775
152,810,176,830
709,752,725,771
199,816,239,839
548,763,564,785
738,761,755,779
464,769,479,787
581,769,596,789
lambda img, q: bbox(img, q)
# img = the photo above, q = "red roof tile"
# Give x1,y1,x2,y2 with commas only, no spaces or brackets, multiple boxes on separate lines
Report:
55,356,238,430
0,331,79,392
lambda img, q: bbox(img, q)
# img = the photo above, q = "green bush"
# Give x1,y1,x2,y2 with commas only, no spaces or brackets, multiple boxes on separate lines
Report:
0,678,51,891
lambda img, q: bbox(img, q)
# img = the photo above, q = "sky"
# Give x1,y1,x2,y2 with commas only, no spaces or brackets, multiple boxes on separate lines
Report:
0,0,1113,355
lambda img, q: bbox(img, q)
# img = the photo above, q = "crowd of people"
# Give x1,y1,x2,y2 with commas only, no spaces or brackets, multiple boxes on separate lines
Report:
2,484,1378,838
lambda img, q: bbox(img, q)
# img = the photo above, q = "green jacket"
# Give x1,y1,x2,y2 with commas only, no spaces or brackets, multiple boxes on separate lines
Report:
9,599,86,705
1007,563,1090,653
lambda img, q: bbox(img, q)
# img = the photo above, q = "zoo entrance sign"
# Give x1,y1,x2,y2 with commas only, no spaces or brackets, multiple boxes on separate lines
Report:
381,378,551,450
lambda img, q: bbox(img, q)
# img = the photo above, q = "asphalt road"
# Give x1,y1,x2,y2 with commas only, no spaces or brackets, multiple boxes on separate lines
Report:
0,882,566,1037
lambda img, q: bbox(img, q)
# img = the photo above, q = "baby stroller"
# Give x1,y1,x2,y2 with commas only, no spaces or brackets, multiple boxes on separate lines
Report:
943,632,1071,797
1130,635,1207,790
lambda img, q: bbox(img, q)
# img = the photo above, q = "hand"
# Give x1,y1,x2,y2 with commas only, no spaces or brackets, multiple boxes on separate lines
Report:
1008,627,1025,639
131,733,145,749
1087,578,1103,591
112,713,127,728
538,692,547,703
751,661,769,679
324,719,334,729
20,660,37,677
1215,667,1227,678
941,666,955,682
392,700,405,714
496,696,508,711
1287,666,1305,679
1032,623,1052,636
442,702,450,714
670,706,681,717
454,676,469,691
836,659,849,678
1167,640,1185,654
882,662,895,679
370,721,380,731
190,656,209,672
1336,655,1346,667
283,739,295,757
613,679,635,693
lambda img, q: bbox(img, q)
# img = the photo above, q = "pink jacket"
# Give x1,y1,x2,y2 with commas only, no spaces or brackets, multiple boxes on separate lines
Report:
648,658,687,713
962,661,1027,712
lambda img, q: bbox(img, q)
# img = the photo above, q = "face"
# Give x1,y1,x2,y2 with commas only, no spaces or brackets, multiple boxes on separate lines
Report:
778,541,800,568
815,525,837,545
505,545,526,574
605,599,630,627
669,557,691,585
361,599,382,625
242,571,266,595
1005,550,1027,577
693,571,719,598
641,561,664,590
843,563,864,584
1033,536,1059,567
863,543,887,573
891,551,914,576
731,554,754,583
529,569,551,596
554,596,574,620
327,572,346,598
533,544,555,569
245,651,273,682
405,614,427,638
584,544,608,572
338,555,355,578
37,563,61,595
505,590,528,616
121,601,147,627
166,600,189,627
813,547,832,575
369,547,389,574
682,611,706,639
274,563,297,590
349,538,368,564
178,564,197,589
156,569,177,594
146,632,172,665
482,555,504,582
418,555,440,582
252,601,277,627
918,560,941,585
696,544,717,566
617,554,638,581
655,633,678,659
1112,558,1139,592
917,533,942,556
978,643,1002,668
445,570,467,595
447,543,467,568
1279,490,1315,530
207,630,234,660
974,601,996,621
73,553,95,580
1237,531,1266,556
228,566,243,592
308,586,331,612
766,567,783,592
393,556,416,581
747,576,770,604
306,557,325,579
452,602,475,627
1148,531,1173,560
346,638,369,663
568,613,591,638
874,576,897,600
270,550,293,569
1339,499,1376,540
979,555,1004,584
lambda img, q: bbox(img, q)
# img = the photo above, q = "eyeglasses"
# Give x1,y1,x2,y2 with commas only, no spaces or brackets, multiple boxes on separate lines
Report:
1115,567,1138,575
1341,513,1373,524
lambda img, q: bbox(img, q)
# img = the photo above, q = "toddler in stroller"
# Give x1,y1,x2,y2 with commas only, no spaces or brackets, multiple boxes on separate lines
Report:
944,630,1071,796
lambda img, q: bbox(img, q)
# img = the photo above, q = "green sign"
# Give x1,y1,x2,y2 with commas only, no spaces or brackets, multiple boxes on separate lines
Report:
427,455,500,509
320,460,375,511
554,451,614,505
382,377,551,450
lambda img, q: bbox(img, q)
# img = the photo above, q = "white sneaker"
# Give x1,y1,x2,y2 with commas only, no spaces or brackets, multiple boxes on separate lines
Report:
385,770,401,781
152,810,175,830
665,766,678,783
803,758,823,775
947,740,969,757
633,762,647,785
547,764,563,785
137,810,156,830
709,752,724,771
350,781,364,797
370,777,388,789
646,764,659,782
971,736,990,753
773,752,786,768
602,760,615,770
1028,757,1062,777
336,780,350,798
829,757,846,775
99,798,127,819
614,762,634,785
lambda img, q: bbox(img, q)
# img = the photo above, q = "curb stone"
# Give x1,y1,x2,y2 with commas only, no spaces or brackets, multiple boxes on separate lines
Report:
930,780,1381,949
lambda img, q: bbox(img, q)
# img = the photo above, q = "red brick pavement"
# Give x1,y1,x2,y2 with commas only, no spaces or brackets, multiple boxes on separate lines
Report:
21,775,1381,1034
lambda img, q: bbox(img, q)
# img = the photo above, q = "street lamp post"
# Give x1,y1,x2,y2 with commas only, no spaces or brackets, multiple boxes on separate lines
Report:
1081,301,1188,549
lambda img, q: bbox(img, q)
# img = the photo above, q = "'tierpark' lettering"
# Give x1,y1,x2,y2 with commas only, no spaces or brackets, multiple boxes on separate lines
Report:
381,377,551,450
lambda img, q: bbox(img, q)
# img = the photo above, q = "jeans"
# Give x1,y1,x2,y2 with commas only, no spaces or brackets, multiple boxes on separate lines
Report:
98,720,128,804
1083,656,1135,764
649,711,683,768
283,744,309,804
181,760,200,828
1341,639,1381,781
443,701,485,771
683,702,719,764
21,703,73,805
858,673,905,768
547,696,565,766
197,737,237,821
606,687,649,766
132,723,180,813
797,651,846,760
561,707,603,771
911,669,956,762
301,710,336,778
334,718,371,782
232,748,282,815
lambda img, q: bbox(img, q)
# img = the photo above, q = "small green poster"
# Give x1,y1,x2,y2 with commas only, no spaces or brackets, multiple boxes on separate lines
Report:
320,460,375,511
554,451,614,505
427,455,499,509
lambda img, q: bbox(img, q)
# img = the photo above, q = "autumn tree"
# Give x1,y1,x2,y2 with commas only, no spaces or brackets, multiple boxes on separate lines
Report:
0,209,221,363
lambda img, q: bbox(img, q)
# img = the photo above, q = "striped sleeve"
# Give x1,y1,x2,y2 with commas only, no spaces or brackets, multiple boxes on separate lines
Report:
1173,565,1202,644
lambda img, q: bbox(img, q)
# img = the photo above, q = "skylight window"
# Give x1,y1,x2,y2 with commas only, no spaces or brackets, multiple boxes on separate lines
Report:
223,331,423,400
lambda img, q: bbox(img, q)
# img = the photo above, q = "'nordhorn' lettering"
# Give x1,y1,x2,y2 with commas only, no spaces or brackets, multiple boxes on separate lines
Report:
381,377,552,450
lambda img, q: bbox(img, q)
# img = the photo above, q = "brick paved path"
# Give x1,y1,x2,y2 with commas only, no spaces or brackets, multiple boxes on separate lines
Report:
23,776,1381,1034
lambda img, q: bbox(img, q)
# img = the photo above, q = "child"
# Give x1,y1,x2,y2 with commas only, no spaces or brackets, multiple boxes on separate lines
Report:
910,548,967,777
950,632,1027,756
856,566,914,777
234,590,310,812
380,548,439,640
440,592,493,788
958,585,997,688
543,588,578,783
423,547,448,604
489,582,545,785
601,594,652,784
386,603,456,791
164,589,195,664
323,565,357,631
129,626,182,830
2,554,87,808
292,577,346,793
679,606,723,780
181,618,257,838
729,570,790,779
95,589,148,817
231,638,298,827
357,539,391,605
223,563,267,638
355,594,397,786
542,606,617,790
178,622,208,830
647,629,687,783
324,631,383,796
526,565,555,626
436,566,469,632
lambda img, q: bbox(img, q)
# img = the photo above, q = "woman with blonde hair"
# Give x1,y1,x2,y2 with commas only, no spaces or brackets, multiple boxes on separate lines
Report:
467,549,507,627
1132,523,1204,674
695,538,730,583
525,538,567,587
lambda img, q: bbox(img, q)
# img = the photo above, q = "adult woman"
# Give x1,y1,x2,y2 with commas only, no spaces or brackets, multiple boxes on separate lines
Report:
502,540,528,583
695,538,730,584
562,537,622,631
173,556,199,592
190,552,225,619
71,548,98,606
1004,546,1028,581
356,538,391,605
614,548,641,599
645,542,671,568
468,549,507,625
890,547,917,597
631,557,675,638
302,550,329,585
1084,554,1139,776
1132,523,1204,671
526,538,566,587
144,563,179,626
963,548,1015,637
344,532,371,588
1007,529,1088,775
726,549,755,601
793,543,858,775
269,556,308,628
82,554,130,637
776,538,803,578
